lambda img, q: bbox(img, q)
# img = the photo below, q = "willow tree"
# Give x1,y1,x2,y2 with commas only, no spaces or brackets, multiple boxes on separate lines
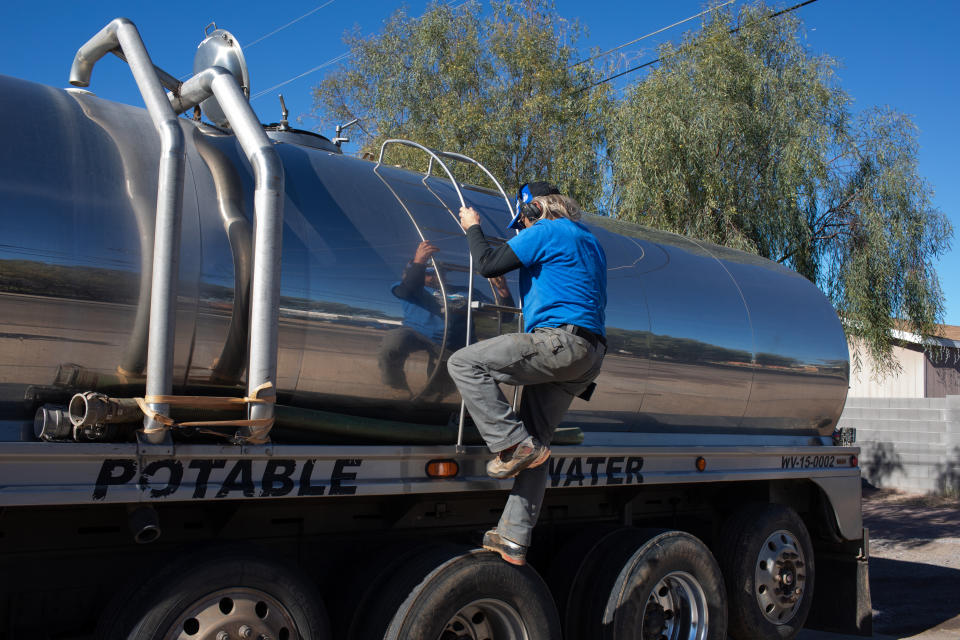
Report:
311,0,611,209
608,2,951,371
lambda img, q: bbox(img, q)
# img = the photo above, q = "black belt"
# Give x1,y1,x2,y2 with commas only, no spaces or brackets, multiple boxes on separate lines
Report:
558,324,606,349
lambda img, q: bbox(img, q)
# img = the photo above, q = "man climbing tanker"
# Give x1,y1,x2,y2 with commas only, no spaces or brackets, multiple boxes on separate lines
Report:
449,187,608,566
0,17,869,640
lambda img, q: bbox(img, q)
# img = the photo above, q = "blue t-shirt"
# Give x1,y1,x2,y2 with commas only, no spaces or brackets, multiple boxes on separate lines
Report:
507,218,607,336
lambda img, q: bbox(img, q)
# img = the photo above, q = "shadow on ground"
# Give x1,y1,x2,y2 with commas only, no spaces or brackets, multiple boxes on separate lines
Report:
870,557,960,636
862,486,960,549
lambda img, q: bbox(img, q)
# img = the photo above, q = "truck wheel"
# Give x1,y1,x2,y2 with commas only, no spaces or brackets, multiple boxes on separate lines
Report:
329,540,436,637
352,545,560,640
566,528,727,640
96,550,330,640
544,525,623,623
718,504,815,639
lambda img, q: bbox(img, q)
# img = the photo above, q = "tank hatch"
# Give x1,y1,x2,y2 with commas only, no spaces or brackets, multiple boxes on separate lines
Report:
263,126,342,153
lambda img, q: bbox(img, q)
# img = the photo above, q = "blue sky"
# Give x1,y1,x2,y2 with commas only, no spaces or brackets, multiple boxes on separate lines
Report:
2,0,957,324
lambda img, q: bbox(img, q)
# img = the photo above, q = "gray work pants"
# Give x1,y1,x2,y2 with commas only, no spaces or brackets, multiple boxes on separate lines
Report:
447,327,605,546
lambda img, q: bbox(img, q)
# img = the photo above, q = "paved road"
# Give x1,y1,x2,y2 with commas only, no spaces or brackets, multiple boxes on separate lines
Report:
801,487,960,640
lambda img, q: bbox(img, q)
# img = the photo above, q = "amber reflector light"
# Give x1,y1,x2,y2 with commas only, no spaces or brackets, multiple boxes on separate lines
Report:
426,459,459,478
695,457,707,472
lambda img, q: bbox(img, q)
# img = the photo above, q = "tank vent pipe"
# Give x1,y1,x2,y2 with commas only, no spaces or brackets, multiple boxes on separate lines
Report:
70,18,187,444
169,66,284,443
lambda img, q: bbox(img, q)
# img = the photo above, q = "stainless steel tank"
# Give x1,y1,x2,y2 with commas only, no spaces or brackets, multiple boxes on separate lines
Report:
0,73,849,439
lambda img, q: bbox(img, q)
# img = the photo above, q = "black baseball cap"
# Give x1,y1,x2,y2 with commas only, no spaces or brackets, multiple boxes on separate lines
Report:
509,181,561,230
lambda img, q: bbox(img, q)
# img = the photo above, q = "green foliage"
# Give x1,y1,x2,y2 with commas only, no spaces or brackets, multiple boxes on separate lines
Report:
312,0,611,210
609,3,951,372
313,0,951,373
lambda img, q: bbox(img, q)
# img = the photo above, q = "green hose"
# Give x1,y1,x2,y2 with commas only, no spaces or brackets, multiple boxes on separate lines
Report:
168,404,583,446
269,404,584,446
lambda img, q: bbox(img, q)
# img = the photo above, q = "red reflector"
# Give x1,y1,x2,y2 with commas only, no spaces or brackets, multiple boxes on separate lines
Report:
850,455,858,468
426,459,459,478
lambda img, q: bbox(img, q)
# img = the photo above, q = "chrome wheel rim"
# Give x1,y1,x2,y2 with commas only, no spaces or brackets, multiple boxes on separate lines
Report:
642,570,709,640
755,528,807,624
438,598,529,640
161,587,299,640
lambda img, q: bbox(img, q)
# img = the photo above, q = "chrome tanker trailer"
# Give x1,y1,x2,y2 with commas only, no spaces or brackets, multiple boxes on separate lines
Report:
0,19,869,640
0,68,850,444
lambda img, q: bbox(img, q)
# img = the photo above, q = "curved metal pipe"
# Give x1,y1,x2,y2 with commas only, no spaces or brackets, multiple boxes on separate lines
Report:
376,140,468,208
171,66,284,443
70,18,187,443
427,150,524,411
428,151,515,226
374,140,476,450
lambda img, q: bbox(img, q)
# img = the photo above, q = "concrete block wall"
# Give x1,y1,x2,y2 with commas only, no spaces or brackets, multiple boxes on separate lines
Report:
838,396,960,495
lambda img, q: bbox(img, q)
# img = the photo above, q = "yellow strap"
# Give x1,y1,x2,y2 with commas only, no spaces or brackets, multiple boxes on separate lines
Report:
136,381,277,442
242,382,276,444
249,381,276,401
142,395,275,408
136,397,175,432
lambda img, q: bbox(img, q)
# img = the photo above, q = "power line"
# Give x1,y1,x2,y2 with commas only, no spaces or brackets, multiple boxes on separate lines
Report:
574,0,820,94
569,0,735,69
249,0,468,102
251,52,351,100
177,1,338,80
245,0,337,48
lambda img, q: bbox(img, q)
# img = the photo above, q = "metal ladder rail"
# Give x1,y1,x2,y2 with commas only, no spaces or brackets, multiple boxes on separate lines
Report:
375,140,475,451
417,179,520,411
425,150,524,317
426,152,514,227
425,151,524,412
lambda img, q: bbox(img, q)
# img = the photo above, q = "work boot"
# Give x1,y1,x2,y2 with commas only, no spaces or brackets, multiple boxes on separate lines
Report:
486,437,550,479
482,529,527,566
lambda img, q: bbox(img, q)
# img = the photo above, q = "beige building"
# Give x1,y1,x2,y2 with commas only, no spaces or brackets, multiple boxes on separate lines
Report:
848,325,960,398
840,324,960,495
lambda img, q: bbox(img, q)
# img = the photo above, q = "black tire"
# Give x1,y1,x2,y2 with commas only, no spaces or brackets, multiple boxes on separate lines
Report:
718,503,815,640
566,528,727,640
353,545,561,640
544,524,625,624
95,549,330,640
345,542,452,640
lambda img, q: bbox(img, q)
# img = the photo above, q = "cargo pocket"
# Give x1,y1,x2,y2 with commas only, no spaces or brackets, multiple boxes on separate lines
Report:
477,334,539,371
537,329,592,375
520,335,541,358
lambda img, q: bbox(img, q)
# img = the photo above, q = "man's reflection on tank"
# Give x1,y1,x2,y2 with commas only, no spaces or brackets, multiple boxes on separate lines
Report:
379,241,513,401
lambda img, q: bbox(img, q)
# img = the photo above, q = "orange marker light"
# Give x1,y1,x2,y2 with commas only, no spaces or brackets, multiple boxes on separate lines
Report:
695,456,707,472
426,459,459,478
